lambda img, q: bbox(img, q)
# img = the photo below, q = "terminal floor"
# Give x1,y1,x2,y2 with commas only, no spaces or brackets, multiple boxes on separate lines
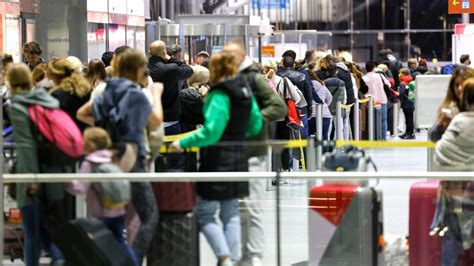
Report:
4,132,430,265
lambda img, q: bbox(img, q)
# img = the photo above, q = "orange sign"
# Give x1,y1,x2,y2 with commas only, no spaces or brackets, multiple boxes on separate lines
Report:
261,45,275,57
449,0,474,14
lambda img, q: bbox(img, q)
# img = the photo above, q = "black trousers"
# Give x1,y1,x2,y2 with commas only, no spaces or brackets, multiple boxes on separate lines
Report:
403,108,415,134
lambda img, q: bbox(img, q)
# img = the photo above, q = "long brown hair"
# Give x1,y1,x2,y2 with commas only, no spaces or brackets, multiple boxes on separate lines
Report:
438,66,474,117
47,58,91,97
209,52,239,85
460,78,474,112
113,49,147,83
307,61,325,85
86,59,106,87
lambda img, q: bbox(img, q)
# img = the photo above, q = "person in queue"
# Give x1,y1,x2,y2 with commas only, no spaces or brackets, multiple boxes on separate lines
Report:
23,41,45,71
262,59,302,172
170,51,263,266
77,49,163,265
195,51,210,66
148,40,193,170
363,61,391,140
460,54,471,67
223,41,286,266
86,59,107,100
430,66,474,142
8,63,65,266
47,58,91,132
307,61,333,140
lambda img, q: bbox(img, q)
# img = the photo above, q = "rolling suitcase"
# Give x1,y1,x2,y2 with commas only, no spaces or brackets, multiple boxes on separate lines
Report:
55,218,135,266
409,180,441,266
3,227,23,262
308,184,384,266
147,212,199,266
361,104,382,140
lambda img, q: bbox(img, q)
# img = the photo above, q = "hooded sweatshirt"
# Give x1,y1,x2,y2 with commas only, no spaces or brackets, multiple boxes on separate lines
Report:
67,150,126,218
10,88,65,208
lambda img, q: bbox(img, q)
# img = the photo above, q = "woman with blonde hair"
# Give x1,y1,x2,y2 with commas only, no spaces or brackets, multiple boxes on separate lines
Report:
180,65,210,133
47,57,91,131
171,51,263,266
8,63,65,266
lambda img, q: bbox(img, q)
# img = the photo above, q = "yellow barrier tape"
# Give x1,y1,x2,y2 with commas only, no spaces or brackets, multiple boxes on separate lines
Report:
335,140,436,148
341,103,354,109
163,130,198,142
359,98,370,103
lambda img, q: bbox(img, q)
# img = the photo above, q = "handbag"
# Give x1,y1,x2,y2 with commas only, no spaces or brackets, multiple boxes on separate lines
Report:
279,77,303,131
379,74,399,104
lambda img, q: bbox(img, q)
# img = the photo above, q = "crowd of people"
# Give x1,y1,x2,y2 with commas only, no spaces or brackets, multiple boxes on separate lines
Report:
1,39,473,266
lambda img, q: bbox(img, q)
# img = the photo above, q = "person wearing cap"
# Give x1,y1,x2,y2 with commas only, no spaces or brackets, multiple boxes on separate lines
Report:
461,54,471,67
195,51,210,66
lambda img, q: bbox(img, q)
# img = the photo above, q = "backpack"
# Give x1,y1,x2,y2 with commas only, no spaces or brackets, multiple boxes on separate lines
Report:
441,64,455,75
92,163,131,210
95,92,129,156
28,104,83,165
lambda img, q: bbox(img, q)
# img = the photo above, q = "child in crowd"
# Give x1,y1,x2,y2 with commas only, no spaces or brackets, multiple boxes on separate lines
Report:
67,127,138,266
399,68,416,139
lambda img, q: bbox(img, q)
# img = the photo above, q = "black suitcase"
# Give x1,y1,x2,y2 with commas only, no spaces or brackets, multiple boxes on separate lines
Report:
55,218,135,266
147,212,199,266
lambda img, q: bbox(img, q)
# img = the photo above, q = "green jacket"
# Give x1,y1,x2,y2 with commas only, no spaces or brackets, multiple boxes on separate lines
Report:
10,88,65,208
180,89,262,148
240,62,287,157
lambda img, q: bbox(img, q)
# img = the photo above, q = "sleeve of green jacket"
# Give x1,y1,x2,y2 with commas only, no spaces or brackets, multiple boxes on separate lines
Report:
179,90,262,148
253,73,287,122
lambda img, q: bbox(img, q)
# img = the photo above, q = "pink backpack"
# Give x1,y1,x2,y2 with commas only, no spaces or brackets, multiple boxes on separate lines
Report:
28,105,83,158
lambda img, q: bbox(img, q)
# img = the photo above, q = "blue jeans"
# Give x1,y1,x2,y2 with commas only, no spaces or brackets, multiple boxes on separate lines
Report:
103,217,138,266
21,203,63,266
196,198,240,262
322,118,332,140
381,104,388,141
308,117,331,140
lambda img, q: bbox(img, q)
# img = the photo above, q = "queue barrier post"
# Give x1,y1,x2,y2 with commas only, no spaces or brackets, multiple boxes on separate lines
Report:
316,104,323,170
336,102,343,140
393,102,399,138
368,97,375,141
354,98,360,141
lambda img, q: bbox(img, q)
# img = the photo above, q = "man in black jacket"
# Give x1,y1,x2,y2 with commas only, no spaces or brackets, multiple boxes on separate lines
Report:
148,40,193,169
277,55,316,136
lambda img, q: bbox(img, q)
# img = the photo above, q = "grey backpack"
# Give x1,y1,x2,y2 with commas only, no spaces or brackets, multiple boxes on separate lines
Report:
92,163,131,209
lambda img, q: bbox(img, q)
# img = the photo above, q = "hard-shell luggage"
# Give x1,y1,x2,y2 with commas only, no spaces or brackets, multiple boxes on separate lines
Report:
308,184,384,266
3,227,23,262
361,104,383,140
409,180,441,266
374,106,383,140
152,183,195,212
147,212,199,266
55,218,135,266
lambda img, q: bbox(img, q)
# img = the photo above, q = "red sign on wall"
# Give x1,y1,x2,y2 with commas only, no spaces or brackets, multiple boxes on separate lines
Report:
449,0,474,14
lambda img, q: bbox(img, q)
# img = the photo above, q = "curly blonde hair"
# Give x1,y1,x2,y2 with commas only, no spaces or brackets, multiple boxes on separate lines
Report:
47,58,91,97
188,65,210,96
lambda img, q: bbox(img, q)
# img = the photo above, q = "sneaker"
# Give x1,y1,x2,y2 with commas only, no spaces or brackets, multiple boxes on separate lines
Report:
401,133,416,140
251,256,263,266
218,257,233,266
399,133,407,139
